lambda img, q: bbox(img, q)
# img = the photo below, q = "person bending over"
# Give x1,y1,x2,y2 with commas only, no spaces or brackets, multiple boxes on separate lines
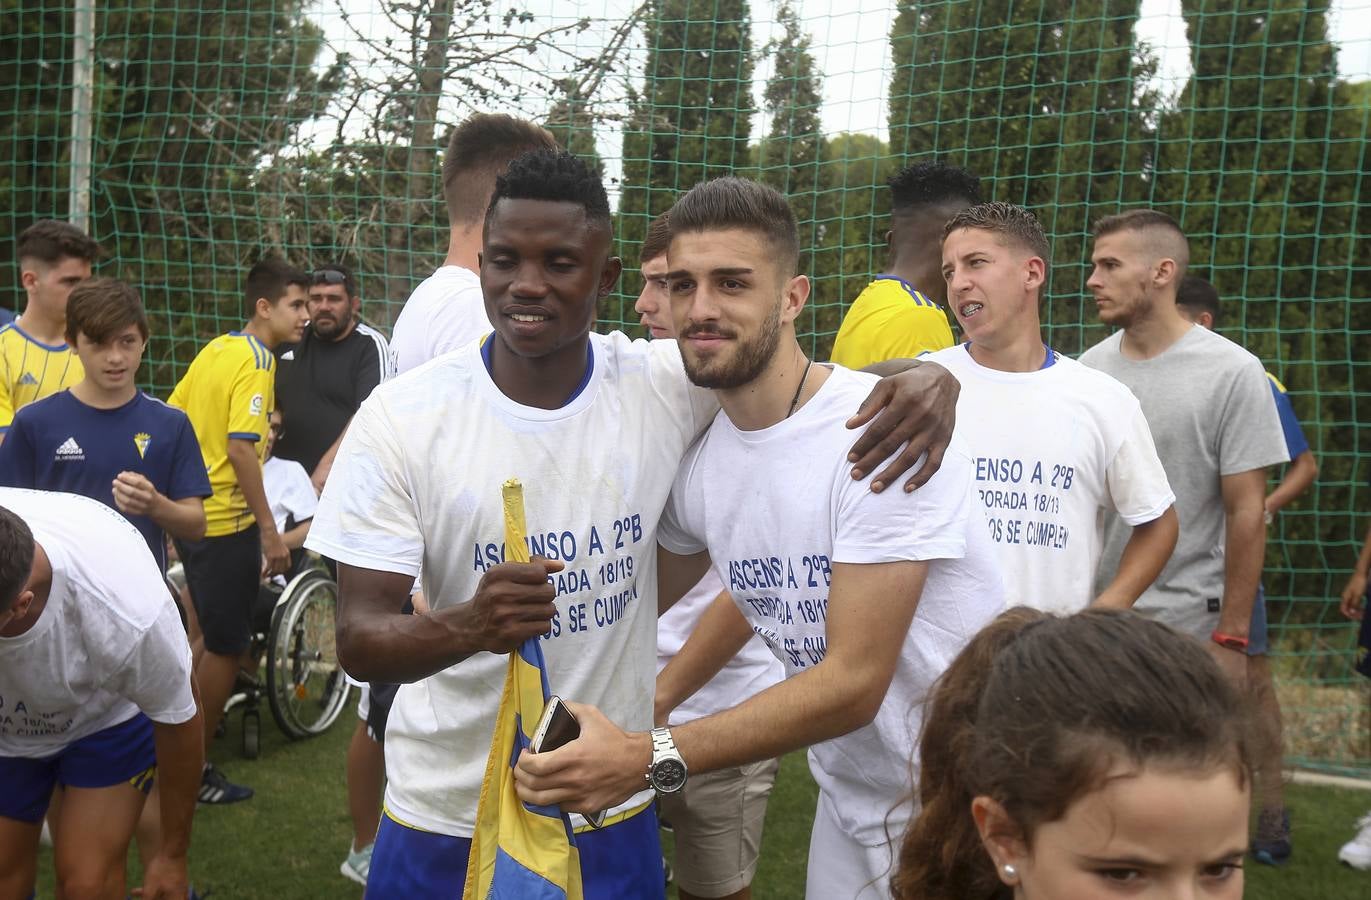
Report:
0,491,202,899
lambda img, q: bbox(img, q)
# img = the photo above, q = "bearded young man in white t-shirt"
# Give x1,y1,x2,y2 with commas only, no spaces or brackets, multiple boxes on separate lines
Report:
513,177,1006,900
924,201,1178,612
390,113,557,375
636,212,786,900
308,151,962,899
0,490,202,900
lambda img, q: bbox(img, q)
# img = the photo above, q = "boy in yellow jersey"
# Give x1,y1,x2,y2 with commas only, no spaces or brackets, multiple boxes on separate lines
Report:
0,220,101,439
169,257,309,805
829,162,980,368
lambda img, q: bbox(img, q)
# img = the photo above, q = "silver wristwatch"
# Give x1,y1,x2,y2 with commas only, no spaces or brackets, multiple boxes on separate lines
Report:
646,726,688,794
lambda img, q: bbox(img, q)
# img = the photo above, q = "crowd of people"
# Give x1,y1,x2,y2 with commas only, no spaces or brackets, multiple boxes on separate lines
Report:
0,111,1368,900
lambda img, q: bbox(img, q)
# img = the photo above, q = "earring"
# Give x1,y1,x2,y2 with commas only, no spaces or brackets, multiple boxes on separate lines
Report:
1002,863,1019,882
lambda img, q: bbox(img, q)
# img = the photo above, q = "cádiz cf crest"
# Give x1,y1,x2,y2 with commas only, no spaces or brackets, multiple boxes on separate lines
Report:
134,432,151,459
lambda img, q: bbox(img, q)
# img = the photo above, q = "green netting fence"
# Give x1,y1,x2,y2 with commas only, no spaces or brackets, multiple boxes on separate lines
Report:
3,0,1369,773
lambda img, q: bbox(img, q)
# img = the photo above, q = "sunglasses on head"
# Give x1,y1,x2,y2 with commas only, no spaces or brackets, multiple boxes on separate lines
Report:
311,268,347,285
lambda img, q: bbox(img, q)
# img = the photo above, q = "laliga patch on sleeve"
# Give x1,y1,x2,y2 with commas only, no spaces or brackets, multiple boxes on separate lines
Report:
250,394,264,415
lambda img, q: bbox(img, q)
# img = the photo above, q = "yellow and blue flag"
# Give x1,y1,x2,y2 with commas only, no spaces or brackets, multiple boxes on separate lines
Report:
463,479,584,900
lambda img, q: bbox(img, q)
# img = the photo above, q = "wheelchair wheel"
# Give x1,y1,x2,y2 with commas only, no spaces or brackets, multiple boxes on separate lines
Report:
266,569,352,739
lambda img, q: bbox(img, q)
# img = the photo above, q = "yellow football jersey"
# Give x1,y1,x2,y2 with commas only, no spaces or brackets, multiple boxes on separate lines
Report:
829,276,955,369
169,332,275,537
0,323,84,432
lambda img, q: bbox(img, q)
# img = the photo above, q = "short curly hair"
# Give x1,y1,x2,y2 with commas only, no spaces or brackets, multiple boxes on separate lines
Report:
888,162,982,216
486,150,611,230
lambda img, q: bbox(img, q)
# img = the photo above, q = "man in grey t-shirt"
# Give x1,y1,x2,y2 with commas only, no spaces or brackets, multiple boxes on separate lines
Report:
1080,210,1287,686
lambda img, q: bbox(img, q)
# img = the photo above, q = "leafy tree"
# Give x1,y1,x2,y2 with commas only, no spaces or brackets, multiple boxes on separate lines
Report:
617,0,755,259
0,0,343,390
758,2,823,271
546,78,605,177
804,133,891,359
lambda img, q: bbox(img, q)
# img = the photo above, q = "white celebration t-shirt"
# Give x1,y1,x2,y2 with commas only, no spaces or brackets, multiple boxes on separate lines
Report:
657,365,1005,847
656,568,785,726
307,331,717,836
390,265,489,375
263,455,318,534
0,488,197,757
925,344,1175,613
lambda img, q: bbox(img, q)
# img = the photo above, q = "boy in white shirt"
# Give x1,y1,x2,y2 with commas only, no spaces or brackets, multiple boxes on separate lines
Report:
514,177,1006,899
0,489,202,900
261,409,316,570
926,201,1178,612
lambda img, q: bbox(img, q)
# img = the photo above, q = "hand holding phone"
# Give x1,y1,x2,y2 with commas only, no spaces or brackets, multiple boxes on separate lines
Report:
529,696,606,828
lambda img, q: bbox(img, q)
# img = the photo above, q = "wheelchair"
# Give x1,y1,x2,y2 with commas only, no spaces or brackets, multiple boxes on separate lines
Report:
170,555,353,758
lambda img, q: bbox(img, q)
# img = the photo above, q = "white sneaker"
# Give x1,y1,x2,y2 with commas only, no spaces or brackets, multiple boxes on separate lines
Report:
1339,812,1371,870
340,841,373,885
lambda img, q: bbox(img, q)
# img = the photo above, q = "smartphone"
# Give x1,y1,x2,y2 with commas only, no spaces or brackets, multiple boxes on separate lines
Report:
530,695,580,753
528,696,606,829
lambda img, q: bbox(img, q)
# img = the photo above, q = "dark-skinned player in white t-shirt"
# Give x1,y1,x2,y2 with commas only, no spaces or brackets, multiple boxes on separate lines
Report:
514,177,1006,899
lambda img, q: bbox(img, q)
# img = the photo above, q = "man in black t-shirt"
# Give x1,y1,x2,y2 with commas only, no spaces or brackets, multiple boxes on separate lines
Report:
274,261,394,883
274,262,393,493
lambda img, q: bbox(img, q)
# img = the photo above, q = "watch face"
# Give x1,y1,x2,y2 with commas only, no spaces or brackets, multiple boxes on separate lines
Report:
652,758,687,793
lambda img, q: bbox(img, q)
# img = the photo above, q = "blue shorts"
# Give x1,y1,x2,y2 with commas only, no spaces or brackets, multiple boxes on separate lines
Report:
1247,584,1269,657
368,803,665,899
0,714,156,824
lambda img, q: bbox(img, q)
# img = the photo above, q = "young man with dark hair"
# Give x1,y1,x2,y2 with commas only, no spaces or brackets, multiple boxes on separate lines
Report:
513,177,1004,900
634,214,673,340
1,219,102,438
169,257,309,805
310,151,957,898
829,161,982,369
0,491,202,900
390,113,558,374
634,211,785,900
1174,272,1317,865
0,278,209,571
1080,211,1288,689
923,202,1177,612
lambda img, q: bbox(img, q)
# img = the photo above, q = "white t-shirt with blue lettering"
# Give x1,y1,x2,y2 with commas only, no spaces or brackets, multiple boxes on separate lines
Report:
924,344,1175,613
306,331,716,837
656,568,784,726
657,365,1005,847
0,488,197,757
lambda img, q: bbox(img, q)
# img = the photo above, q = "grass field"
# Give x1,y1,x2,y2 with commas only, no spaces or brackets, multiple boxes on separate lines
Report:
32,700,1371,899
